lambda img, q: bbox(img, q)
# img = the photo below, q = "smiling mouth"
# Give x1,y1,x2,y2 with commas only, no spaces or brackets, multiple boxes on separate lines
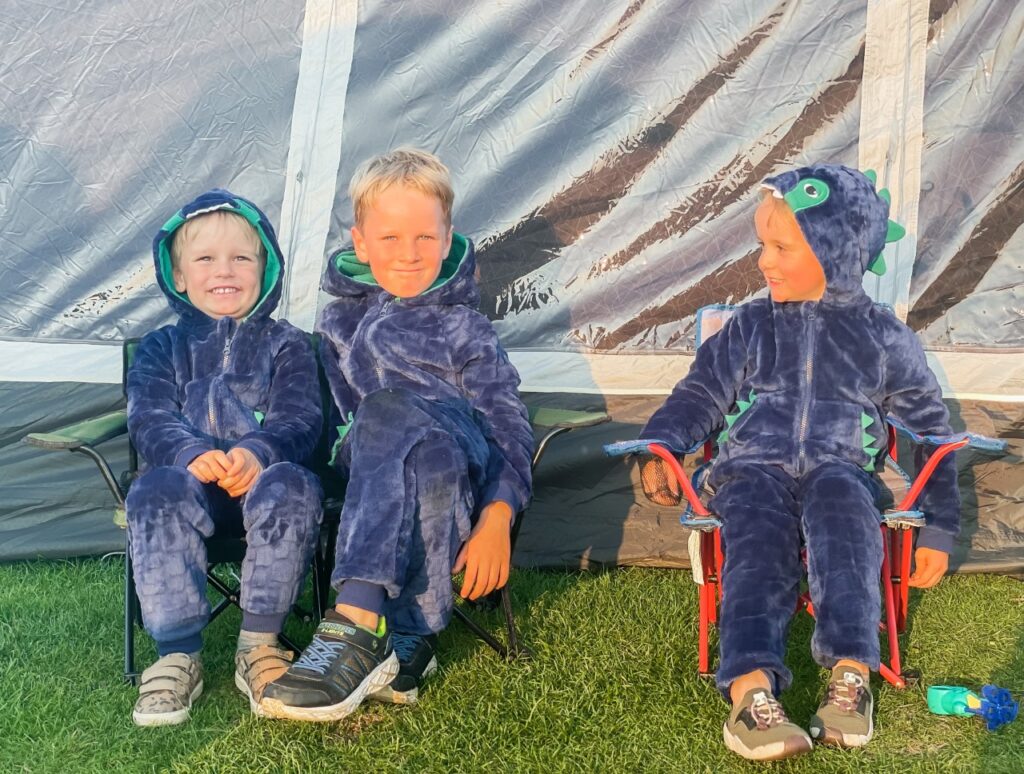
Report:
210,287,240,295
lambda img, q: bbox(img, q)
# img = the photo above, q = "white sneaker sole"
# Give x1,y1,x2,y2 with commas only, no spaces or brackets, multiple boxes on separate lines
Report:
723,721,813,761
235,671,269,717
261,652,399,722
368,655,439,705
132,680,204,727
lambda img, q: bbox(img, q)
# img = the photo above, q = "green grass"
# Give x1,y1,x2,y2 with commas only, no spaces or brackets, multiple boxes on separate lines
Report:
2,560,1023,773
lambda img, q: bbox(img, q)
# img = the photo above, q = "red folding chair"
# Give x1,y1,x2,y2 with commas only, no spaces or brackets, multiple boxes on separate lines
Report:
606,303,1006,690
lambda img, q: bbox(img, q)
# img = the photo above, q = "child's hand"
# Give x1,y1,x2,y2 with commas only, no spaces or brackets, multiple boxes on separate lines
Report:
909,546,949,588
218,447,264,498
187,450,231,483
640,458,682,506
452,501,513,600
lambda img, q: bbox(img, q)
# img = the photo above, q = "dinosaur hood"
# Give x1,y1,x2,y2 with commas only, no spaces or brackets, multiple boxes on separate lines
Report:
152,189,285,325
761,164,905,304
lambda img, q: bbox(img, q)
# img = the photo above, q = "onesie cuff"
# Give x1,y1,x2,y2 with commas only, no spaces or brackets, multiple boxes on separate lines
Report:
483,481,522,518
174,445,211,468
234,437,275,469
916,526,955,555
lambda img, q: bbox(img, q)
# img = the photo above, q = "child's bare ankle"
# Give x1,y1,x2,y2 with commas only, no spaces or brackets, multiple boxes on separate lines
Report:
334,603,379,631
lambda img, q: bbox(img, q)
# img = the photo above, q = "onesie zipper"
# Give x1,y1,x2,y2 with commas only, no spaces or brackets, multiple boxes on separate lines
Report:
208,331,234,436
796,309,816,473
373,297,397,387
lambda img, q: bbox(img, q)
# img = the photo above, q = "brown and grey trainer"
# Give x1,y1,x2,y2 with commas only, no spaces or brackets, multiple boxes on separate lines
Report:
235,644,294,716
132,652,203,727
809,666,874,747
723,687,813,761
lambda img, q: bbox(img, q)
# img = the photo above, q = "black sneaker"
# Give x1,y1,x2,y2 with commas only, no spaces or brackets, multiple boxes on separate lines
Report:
260,611,398,722
368,633,439,705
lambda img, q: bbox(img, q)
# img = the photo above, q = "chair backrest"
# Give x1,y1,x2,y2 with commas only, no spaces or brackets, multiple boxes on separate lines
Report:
695,304,737,349
120,334,339,485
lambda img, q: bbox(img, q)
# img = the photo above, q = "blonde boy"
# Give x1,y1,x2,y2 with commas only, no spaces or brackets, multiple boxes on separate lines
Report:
263,149,533,721
126,190,322,725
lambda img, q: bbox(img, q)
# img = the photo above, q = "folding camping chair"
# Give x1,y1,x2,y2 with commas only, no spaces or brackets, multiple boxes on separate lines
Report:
453,406,611,659
606,304,1006,689
24,337,340,684
24,336,610,678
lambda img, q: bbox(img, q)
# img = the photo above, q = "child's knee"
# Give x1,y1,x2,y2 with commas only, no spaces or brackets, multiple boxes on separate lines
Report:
243,463,322,546
126,466,211,538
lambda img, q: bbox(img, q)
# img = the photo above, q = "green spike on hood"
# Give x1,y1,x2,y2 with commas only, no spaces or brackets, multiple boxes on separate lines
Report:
866,219,907,276
864,169,878,185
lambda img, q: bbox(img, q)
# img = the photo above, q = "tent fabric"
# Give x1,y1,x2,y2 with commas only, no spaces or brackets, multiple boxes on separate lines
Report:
1,0,1021,562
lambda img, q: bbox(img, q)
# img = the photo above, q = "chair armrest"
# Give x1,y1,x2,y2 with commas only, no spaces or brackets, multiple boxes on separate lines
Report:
528,407,610,430
886,416,1007,453
23,410,129,451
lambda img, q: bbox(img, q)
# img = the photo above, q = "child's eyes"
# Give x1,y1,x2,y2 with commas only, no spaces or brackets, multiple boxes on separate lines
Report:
234,255,254,262
417,234,435,241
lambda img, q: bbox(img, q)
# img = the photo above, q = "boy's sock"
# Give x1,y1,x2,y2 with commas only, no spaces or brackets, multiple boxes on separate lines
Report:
237,629,279,653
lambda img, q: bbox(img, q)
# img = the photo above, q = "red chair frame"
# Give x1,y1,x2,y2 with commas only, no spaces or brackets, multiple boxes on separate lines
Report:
647,433,969,690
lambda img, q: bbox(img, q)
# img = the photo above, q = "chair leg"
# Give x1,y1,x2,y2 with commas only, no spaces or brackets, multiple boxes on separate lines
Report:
879,527,908,689
452,605,510,659
500,585,531,659
124,531,140,685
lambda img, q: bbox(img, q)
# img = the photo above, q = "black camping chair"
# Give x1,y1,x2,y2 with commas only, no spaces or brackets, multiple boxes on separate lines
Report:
25,338,610,677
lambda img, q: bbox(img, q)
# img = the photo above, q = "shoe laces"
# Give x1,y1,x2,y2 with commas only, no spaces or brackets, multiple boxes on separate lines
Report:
827,672,866,712
749,691,789,730
292,636,346,675
391,633,424,662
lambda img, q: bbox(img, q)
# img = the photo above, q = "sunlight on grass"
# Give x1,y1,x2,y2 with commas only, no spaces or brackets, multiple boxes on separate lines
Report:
1,560,1022,772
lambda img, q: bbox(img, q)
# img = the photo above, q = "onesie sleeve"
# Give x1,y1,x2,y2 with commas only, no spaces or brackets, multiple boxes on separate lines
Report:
883,325,960,554
639,310,752,451
235,326,323,467
126,330,212,468
455,314,534,516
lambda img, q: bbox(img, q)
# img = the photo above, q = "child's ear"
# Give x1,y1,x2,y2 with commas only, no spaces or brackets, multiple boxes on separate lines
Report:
172,266,187,293
350,225,369,263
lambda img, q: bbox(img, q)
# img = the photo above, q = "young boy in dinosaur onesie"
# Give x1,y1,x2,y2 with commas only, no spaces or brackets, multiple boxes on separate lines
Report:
637,164,957,761
126,190,323,726
262,148,533,722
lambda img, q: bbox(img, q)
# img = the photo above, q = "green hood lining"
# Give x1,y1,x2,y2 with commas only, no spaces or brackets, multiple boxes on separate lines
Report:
156,200,282,320
333,232,468,298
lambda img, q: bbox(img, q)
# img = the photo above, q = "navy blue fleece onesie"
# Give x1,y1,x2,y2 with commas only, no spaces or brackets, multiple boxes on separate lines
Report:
316,234,533,635
126,190,323,656
640,165,958,696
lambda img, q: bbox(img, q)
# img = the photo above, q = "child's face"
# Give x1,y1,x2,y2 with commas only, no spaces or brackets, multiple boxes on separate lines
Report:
351,184,453,298
755,195,826,303
172,215,264,320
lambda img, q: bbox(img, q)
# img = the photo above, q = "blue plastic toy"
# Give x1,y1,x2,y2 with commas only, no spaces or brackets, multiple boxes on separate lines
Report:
927,685,1019,731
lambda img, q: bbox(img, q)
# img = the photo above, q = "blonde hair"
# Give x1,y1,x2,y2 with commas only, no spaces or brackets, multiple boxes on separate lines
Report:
170,210,266,267
349,147,454,226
